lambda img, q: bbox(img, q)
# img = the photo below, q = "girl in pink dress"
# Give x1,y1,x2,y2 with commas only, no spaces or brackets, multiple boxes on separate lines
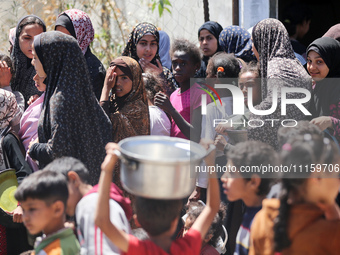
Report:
18,73,45,172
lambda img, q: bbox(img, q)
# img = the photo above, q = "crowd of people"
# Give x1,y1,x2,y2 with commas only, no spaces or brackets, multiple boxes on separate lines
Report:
0,2,340,254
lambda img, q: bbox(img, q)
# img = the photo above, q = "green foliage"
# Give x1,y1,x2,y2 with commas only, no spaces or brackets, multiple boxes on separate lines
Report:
151,0,172,17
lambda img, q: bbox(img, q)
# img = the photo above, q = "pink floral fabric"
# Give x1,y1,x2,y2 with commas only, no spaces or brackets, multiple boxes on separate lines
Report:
59,9,94,55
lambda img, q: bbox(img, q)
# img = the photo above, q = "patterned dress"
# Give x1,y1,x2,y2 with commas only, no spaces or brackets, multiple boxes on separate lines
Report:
248,18,312,150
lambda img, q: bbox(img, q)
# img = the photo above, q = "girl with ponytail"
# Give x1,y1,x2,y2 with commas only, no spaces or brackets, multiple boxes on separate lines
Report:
249,134,340,255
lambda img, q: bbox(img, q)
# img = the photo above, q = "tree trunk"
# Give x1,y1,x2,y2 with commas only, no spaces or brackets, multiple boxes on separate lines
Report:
203,0,210,22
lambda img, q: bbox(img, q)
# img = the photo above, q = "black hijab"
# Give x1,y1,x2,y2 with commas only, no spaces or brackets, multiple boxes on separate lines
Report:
307,37,340,117
54,13,76,38
34,31,112,184
198,21,223,52
11,15,46,104
195,21,223,78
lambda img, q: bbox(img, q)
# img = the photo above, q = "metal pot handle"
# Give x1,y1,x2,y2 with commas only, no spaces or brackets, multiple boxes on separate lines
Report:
114,150,139,171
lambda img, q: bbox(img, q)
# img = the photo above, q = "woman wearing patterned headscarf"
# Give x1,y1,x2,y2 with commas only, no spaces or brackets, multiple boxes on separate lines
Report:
11,15,46,106
195,21,223,78
122,22,177,96
219,25,256,63
248,18,312,149
100,56,149,187
0,89,33,255
55,9,106,100
0,89,31,180
28,31,112,185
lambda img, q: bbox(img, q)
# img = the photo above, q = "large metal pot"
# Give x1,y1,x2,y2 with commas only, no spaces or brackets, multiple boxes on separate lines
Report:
116,136,214,199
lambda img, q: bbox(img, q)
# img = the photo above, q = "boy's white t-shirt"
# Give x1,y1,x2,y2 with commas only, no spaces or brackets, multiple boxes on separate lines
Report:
76,192,131,255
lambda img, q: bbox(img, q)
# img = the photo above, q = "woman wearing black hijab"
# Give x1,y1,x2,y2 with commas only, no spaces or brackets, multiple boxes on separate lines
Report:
28,31,112,185
307,37,340,143
11,15,46,105
195,21,223,78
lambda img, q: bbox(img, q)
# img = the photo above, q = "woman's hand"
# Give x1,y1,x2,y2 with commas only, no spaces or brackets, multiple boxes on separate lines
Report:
187,186,202,205
310,116,333,131
0,61,12,87
139,58,163,75
215,122,234,135
154,92,174,114
101,66,117,102
28,137,39,152
27,94,40,106
12,205,23,223
104,66,117,90
214,135,228,151
200,138,216,167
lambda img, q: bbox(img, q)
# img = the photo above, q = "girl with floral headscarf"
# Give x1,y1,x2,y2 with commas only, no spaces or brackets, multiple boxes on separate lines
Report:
122,22,177,96
55,9,106,100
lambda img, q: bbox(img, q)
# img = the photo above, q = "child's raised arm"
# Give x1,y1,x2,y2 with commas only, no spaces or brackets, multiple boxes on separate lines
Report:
191,139,220,239
94,142,130,252
154,92,202,143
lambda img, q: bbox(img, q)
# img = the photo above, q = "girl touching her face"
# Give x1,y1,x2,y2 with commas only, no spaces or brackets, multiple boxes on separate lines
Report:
100,56,150,189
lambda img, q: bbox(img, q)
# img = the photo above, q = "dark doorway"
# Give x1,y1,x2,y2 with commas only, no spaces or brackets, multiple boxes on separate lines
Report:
279,0,340,49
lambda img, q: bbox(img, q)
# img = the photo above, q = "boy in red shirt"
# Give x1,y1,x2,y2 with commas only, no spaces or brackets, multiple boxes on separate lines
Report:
95,141,220,255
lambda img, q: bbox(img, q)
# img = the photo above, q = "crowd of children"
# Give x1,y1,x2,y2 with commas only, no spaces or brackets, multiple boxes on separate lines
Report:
0,3,340,254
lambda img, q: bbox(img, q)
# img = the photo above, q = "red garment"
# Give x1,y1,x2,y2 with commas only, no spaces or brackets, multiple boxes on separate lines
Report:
201,244,219,255
124,228,202,255
85,183,133,220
